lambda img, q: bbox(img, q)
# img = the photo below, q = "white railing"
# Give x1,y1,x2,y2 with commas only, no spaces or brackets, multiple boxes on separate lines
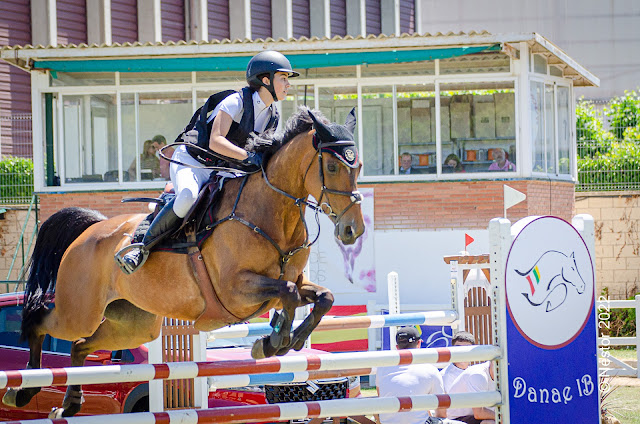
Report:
597,294,640,378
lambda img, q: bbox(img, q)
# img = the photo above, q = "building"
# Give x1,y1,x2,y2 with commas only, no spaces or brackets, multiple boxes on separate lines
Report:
0,1,600,312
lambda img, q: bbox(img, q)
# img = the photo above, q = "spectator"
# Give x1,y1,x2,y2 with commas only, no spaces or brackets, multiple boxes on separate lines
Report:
375,326,448,424
444,153,465,173
128,139,160,181
488,148,515,171
398,152,421,174
152,134,173,180
440,331,476,392
446,361,496,424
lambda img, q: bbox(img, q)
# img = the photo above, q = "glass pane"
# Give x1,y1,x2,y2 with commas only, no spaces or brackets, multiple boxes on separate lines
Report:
50,72,116,87
280,85,315,125
120,72,192,85
544,84,556,174
396,84,436,174
533,54,547,74
440,82,516,174
360,61,435,77
531,81,545,172
122,92,192,182
63,94,118,184
557,86,571,174
360,86,394,176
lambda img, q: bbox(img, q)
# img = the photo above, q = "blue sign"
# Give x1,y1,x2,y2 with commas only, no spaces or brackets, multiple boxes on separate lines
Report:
504,217,599,422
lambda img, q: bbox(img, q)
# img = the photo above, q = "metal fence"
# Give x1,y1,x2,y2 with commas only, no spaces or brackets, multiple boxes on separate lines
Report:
0,114,33,205
576,120,640,192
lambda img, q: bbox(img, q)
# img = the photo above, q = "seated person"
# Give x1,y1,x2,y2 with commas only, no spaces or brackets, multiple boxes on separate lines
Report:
128,139,160,181
375,326,448,424
446,361,496,424
444,153,465,173
152,134,173,180
488,148,515,171
440,331,475,392
397,152,421,175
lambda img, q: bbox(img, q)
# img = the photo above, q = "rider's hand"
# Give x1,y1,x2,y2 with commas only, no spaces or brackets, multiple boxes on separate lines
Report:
242,151,263,168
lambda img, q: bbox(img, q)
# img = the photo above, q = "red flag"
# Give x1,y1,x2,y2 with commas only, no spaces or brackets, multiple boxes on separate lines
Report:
465,234,474,249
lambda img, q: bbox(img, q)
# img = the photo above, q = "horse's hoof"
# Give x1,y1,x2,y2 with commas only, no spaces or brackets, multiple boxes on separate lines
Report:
48,408,65,419
251,338,266,359
2,387,40,408
2,389,18,407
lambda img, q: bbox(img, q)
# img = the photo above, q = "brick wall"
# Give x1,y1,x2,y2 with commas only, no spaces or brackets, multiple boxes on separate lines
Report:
361,179,575,231
39,190,162,221
575,191,640,299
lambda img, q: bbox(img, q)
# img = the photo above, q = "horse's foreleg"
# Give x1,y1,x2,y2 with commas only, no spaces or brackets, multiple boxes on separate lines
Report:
287,275,334,352
240,272,301,359
1,334,45,408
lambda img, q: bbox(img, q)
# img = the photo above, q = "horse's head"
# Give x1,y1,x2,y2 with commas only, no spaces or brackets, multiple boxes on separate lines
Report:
561,252,586,294
306,109,365,245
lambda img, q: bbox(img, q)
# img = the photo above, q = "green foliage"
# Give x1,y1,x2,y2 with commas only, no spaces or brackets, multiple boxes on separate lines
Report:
578,141,640,187
599,288,637,338
576,100,614,157
0,156,34,204
605,90,640,138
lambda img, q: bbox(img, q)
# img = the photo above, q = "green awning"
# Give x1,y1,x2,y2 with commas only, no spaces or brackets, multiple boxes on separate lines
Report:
32,44,500,73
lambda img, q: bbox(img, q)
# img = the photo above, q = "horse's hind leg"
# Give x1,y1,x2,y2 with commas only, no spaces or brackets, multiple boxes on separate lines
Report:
2,334,45,408
286,276,334,353
48,300,162,418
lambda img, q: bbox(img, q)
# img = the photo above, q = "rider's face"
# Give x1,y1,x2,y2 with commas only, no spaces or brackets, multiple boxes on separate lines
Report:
271,72,290,101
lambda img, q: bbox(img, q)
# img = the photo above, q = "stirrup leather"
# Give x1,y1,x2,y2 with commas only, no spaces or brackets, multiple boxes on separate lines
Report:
114,243,149,275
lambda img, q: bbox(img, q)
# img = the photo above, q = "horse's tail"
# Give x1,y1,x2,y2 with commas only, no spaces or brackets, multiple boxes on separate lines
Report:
21,207,107,341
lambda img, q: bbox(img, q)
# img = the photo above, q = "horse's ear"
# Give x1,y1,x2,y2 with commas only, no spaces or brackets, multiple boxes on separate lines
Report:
344,107,356,134
308,110,331,139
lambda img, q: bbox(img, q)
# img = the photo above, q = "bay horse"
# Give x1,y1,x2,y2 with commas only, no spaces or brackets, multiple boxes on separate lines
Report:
4,107,365,418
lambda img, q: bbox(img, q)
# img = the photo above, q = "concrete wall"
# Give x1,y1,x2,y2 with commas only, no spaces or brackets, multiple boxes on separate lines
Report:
418,0,640,100
575,191,640,299
0,208,37,291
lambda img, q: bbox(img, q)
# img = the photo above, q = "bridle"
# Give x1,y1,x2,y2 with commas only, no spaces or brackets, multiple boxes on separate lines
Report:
206,131,362,279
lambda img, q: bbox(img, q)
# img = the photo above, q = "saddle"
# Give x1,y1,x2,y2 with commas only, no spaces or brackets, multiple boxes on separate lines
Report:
126,176,225,254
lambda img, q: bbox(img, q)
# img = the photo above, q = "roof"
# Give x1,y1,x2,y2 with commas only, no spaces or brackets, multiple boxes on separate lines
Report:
0,31,599,87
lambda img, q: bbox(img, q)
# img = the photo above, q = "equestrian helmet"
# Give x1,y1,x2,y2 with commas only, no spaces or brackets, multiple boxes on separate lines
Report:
246,50,299,101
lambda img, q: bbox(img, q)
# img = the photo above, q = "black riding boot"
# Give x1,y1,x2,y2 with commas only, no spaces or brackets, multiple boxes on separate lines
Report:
114,200,181,275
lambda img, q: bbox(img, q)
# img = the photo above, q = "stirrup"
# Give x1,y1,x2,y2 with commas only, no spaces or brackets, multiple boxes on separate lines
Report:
114,243,149,275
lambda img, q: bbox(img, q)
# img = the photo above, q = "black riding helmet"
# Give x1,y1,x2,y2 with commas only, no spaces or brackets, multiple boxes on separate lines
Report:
246,50,299,102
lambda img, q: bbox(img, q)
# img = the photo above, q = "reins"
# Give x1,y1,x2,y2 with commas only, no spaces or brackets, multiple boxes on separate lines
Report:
202,133,362,279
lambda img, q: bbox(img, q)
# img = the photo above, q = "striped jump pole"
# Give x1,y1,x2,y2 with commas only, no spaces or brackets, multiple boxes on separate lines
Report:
0,345,500,390
5,391,502,424
208,310,457,341
208,368,372,391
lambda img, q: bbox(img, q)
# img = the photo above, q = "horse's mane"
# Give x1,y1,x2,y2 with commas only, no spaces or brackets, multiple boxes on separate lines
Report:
246,106,328,158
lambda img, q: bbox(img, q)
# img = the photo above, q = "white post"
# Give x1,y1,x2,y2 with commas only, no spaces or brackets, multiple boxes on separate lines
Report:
147,336,163,412
387,272,400,350
450,260,465,331
192,331,209,409
489,217,512,424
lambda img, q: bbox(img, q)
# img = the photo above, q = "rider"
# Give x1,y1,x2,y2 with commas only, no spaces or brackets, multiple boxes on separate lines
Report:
115,50,298,274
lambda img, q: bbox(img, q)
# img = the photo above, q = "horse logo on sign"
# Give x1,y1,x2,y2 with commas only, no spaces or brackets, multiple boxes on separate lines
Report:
515,250,586,312
505,217,594,349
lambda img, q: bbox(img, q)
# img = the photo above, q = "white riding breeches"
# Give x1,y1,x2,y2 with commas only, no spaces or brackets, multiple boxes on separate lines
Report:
169,146,215,218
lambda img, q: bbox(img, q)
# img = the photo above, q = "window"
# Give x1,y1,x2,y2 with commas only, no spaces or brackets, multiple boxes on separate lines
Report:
440,82,516,174
396,84,436,175
0,304,71,353
360,86,393,176
531,81,572,175
62,94,118,184
121,92,192,182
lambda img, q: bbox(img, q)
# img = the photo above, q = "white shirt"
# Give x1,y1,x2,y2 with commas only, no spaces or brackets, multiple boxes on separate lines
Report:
376,363,445,424
440,363,466,393
446,361,495,420
207,90,274,133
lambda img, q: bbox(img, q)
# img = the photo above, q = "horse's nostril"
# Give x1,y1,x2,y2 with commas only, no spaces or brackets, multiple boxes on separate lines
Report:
344,226,354,239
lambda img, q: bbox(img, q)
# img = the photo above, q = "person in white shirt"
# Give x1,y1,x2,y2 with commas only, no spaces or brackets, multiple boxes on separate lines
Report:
440,331,476,393
446,361,496,424
375,326,448,424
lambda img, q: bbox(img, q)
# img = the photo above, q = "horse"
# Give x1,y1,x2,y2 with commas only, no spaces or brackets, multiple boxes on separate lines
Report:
3,107,365,418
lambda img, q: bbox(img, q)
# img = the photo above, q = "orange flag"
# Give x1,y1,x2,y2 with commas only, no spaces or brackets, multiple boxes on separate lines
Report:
465,234,474,249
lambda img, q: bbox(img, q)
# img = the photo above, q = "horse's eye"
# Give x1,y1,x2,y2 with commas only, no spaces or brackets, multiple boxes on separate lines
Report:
327,162,338,174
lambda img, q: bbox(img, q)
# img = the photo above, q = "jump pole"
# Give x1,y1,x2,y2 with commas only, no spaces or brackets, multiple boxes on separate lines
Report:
4,392,503,424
